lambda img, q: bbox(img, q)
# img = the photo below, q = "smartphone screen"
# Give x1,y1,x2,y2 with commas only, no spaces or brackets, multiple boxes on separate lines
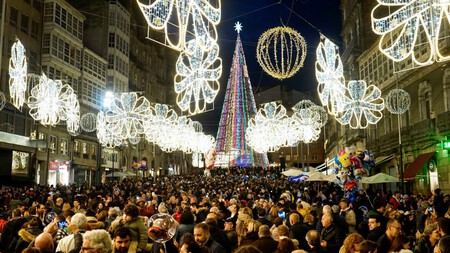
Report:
58,221,67,229
278,211,286,220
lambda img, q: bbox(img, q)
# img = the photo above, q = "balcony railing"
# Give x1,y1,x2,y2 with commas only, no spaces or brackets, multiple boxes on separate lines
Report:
410,119,435,139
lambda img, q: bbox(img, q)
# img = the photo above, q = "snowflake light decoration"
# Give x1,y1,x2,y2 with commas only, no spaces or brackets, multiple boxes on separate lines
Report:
336,80,385,129
137,0,221,51
174,38,222,114
28,73,78,126
256,26,307,80
106,93,152,141
315,36,346,115
371,0,450,66
9,39,28,110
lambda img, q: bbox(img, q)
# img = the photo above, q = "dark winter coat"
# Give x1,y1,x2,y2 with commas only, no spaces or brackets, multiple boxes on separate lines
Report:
320,224,344,253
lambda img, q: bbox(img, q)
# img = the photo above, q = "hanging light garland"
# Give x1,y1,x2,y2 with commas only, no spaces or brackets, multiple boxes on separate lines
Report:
9,39,28,110
315,35,346,115
174,38,222,115
136,0,221,51
65,93,81,136
256,26,307,80
336,80,385,129
385,88,411,114
371,0,450,66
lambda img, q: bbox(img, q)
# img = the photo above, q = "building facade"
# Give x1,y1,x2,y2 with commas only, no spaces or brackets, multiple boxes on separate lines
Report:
333,0,450,195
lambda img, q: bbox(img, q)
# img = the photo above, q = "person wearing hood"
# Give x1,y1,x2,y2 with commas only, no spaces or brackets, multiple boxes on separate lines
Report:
14,216,43,253
0,208,28,252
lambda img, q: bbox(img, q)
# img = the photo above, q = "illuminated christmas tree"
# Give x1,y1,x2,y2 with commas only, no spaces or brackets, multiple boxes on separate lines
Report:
215,23,269,168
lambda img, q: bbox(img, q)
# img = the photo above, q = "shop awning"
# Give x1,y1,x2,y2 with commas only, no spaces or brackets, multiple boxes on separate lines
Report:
403,152,436,181
375,155,395,166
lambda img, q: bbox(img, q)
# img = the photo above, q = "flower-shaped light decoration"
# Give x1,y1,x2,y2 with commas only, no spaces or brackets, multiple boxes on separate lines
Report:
174,39,222,115
9,39,28,110
371,0,450,66
256,26,307,80
385,88,411,114
144,103,178,144
291,100,325,144
315,35,346,115
246,102,288,153
28,73,77,126
137,0,221,51
106,93,152,142
336,80,385,129
173,116,195,153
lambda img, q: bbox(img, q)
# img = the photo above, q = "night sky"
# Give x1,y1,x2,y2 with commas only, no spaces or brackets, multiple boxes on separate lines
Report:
190,0,342,136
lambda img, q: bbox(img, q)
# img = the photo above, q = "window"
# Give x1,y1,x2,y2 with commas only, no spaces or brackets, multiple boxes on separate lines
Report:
50,136,57,154
21,14,29,34
312,155,319,161
31,20,39,39
10,7,18,27
91,145,97,160
418,81,432,120
74,141,80,157
38,132,47,151
60,139,68,155
82,143,89,159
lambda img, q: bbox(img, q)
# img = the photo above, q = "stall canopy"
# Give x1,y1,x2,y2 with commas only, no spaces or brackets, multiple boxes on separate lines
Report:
361,172,399,184
403,152,436,181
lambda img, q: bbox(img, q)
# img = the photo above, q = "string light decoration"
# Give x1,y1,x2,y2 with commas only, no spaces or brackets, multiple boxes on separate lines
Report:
28,73,78,126
9,39,28,110
385,88,411,114
97,111,122,147
315,35,346,115
136,0,221,51
80,113,97,132
256,26,307,80
105,92,152,141
371,0,450,66
336,80,385,129
215,25,269,168
0,91,6,111
174,38,222,115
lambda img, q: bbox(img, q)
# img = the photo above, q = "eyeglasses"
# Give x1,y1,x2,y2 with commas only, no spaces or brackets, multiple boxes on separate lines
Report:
391,225,401,230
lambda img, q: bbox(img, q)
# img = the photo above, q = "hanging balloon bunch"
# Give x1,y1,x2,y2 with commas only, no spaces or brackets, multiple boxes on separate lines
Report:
333,146,375,199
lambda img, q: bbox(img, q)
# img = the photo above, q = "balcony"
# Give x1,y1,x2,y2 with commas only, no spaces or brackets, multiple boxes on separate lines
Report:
437,111,450,134
345,129,366,143
410,119,435,140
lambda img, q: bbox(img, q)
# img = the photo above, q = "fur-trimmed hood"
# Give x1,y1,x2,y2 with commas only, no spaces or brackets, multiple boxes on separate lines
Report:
18,227,42,243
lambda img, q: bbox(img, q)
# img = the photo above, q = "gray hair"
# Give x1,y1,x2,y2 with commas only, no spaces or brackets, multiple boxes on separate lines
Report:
83,229,113,253
71,213,87,229
258,225,271,237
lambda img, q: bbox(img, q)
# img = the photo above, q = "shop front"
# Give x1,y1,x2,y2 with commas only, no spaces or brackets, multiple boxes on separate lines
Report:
47,161,71,186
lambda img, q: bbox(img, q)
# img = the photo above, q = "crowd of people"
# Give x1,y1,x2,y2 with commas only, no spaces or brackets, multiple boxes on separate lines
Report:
0,167,449,253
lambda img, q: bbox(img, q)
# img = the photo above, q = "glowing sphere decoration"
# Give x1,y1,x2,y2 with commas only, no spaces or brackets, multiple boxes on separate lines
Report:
0,91,5,111
385,89,411,115
80,113,97,132
147,213,178,243
256,26,307,80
